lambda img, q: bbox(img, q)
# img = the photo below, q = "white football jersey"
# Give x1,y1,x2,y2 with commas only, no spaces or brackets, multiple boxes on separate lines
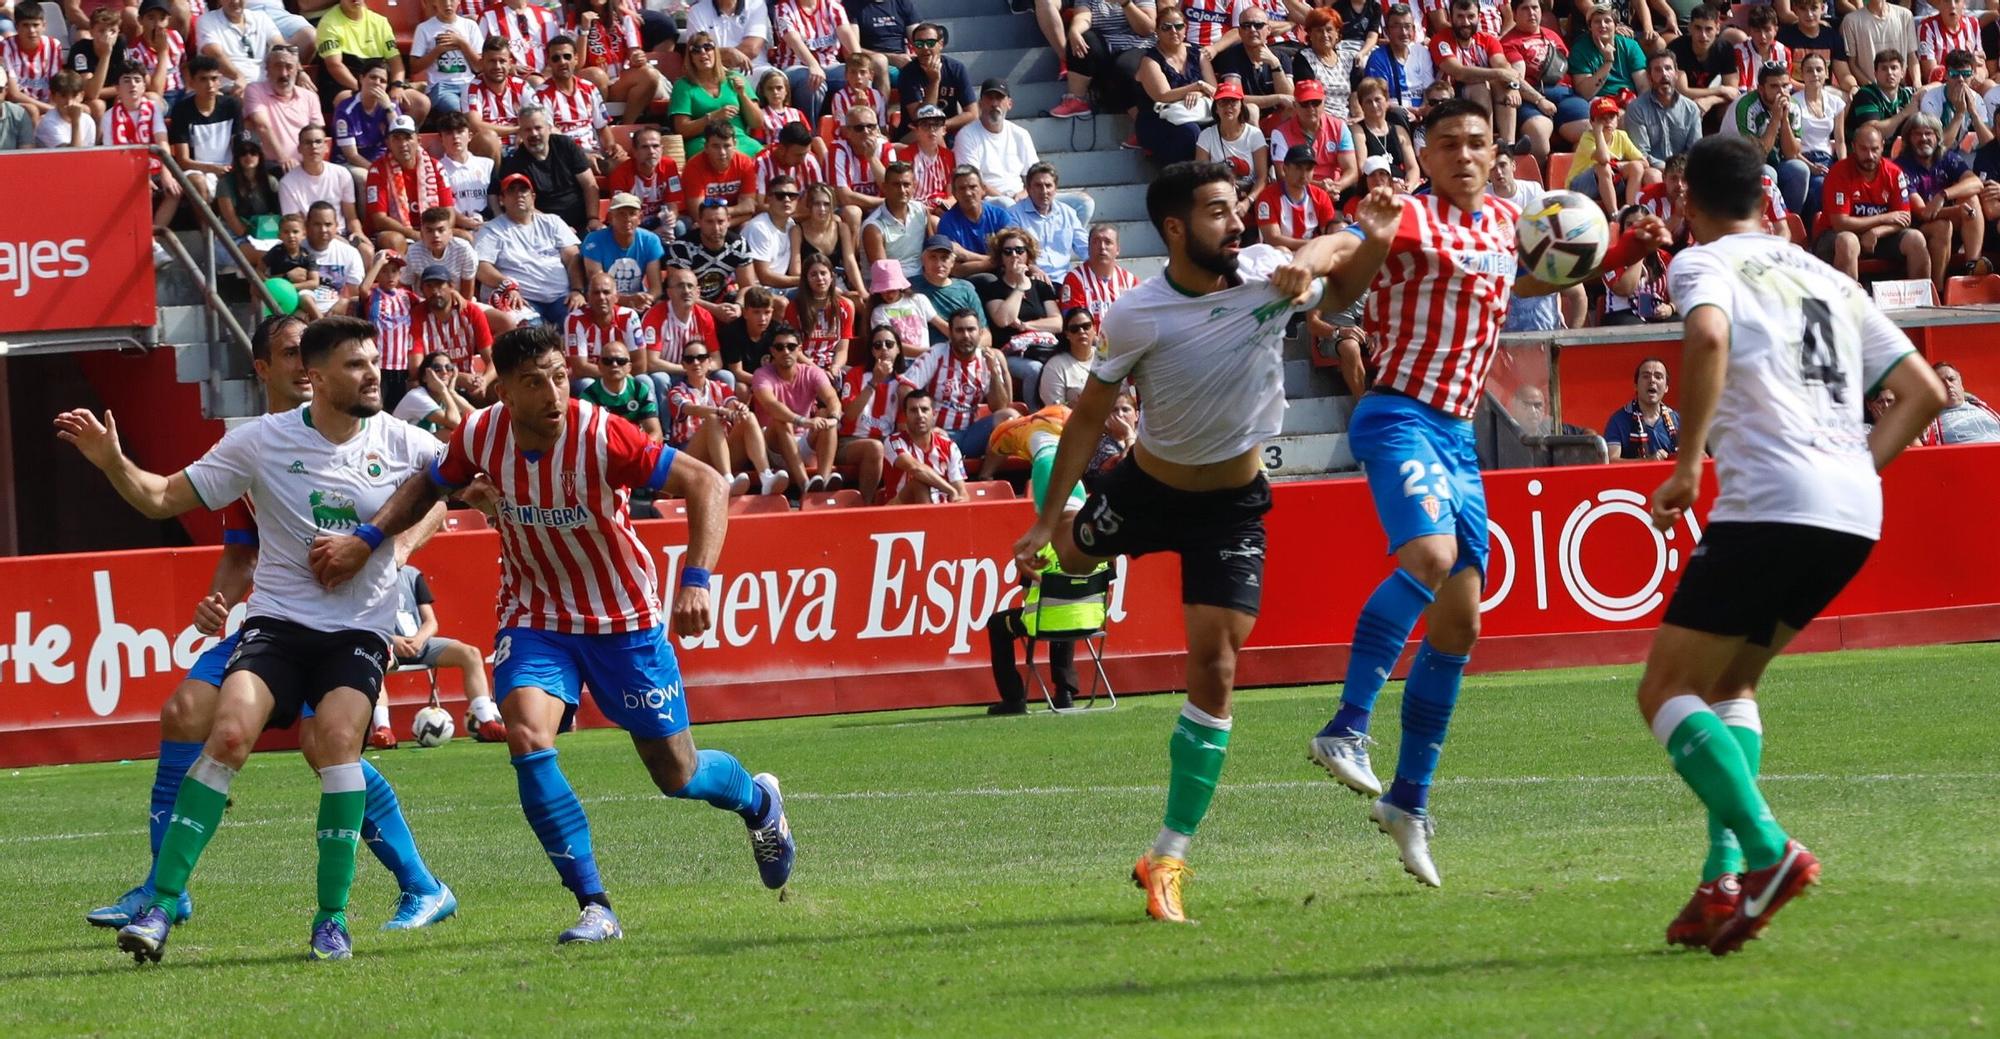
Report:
1665,233,1917,539
1093,244,1320,466
185,406,444,639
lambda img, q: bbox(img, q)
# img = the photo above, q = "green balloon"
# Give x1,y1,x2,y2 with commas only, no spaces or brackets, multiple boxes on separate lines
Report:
262,277,300,316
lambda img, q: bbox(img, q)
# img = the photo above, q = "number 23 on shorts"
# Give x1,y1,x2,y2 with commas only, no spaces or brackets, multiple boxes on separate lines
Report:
1400,459,1452,500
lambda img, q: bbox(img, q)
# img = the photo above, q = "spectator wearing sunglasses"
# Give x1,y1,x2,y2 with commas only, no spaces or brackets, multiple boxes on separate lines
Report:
974,226,1061,409
899,20,975,133
669,341,786,495
742,172,804,289
1039,307,1100,408
392,350,481,436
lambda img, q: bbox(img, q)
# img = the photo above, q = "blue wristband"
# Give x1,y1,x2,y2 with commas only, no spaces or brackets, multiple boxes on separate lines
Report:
679,565,711,590
354,523,386,550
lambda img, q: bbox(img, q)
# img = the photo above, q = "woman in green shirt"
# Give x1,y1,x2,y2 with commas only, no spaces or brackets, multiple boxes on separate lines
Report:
670,31,764,159
1568,5,1650,99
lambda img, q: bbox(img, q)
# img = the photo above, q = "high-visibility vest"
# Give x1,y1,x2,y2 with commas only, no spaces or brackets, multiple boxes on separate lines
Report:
1022,548,1111,638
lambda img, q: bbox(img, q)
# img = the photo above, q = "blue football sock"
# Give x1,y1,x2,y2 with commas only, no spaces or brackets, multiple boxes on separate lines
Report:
1321,569,1435,738
357,759,441,896
143,740,205,889
668,748,766,825
512,748,604,899
1388,641,1470,815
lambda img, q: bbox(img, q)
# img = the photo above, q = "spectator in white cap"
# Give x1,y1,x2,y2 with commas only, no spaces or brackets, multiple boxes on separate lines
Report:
366,114,461,249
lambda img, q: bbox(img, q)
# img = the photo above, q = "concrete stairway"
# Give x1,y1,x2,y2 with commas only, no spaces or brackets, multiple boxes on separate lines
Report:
926,0,1354,476
158,230,264,422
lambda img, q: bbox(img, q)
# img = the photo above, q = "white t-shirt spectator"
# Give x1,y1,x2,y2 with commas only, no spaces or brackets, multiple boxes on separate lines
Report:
36,108,97,148
279,163,356,218
307,236,366,313
413,16,488,89
738,212,790,267
196,9,283,85
401,236,480,289
439,152,494,220
476,211,581,303
952,118,1039,198
1039,350,1092,408
686,0,774,72
1794,88,1848,156
1195,122,1268,184
392,385,448,430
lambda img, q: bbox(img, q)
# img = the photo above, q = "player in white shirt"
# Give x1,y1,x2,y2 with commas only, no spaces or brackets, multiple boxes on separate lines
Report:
1013,160,1395,925
1635,135,1948,957
54,316,456,964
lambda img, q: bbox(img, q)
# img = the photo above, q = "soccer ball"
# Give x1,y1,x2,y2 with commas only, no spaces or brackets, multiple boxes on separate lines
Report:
1516,191,1610,287
411,707,455,747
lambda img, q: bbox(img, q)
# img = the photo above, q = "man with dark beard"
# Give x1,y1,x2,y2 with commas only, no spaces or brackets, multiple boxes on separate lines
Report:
1012,161,1388,925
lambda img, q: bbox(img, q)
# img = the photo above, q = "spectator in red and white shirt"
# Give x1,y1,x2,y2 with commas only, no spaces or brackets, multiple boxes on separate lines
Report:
901,308,1017,478
751,321,885,497
667,341,787,495
536,35,619,168
480,0,563,79
1265,79,1359,196
830,105,895,230
826,50,888,126
897,104,956,211
574,0,670,123
840,326,905,440
102,66,169,171
1059,224,1140,320
886,389,967,504
413,262,495,400
606,124,683,233
466,39,531,159
1257,144,1340,250
638,265,720,401
772,0,859,121
754,119,826,194
752,66,813,148
1429,0,1520,147
1724,6,1790,91
3,3,65,116
125,0,188,101
1813,123,1928,282
1916,0,1980,84
564,270,644,381
358,251,423,408
367,115,462,247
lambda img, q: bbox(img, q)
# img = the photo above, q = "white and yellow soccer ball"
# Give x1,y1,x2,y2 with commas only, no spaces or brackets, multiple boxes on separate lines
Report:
411,706,455,748
1516,191,1610,287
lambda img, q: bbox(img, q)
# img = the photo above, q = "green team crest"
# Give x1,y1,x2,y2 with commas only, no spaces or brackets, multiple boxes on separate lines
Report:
309,489,361,530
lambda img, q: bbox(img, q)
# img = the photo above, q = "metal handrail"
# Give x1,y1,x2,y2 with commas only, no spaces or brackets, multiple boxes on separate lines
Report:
147,145,282,360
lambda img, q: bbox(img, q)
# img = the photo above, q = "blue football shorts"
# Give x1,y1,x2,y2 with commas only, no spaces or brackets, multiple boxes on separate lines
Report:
1350,391,1490,576
492,625,690,740
185,632,240,688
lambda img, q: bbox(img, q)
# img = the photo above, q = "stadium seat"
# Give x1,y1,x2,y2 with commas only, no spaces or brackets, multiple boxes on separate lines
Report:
729,495,792,515
440,510,488,532
1545,152,1573,192
817,114,840,147
368,0,426,52
1945,274,2000,305
965,480,1015,500
800,488,865,510
1513,153,1542,186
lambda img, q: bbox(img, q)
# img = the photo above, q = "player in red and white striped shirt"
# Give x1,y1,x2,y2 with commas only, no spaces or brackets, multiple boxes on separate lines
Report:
321,323,797,944
885,390,967,504
536,39,609,154
1309,104,1668,885
481,0,563,77
564,273,643,380
1,5,63,107
467,44,532,153
897,108,956,209
1917,1,1981,79
1059,225,1141,319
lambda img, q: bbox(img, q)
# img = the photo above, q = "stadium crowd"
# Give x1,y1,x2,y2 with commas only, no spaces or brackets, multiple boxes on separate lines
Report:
3,0,1998,497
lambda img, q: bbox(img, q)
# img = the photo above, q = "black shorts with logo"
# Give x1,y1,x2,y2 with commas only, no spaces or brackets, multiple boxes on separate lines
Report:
226,616,391,730
1071,455,1274,616
1661,521,1875,647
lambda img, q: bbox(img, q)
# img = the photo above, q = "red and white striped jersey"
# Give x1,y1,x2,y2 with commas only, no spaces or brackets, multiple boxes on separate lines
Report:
1237,0,1303,45
1180,0,1235,49
607,156,683,224
536,78,606,151
220,497,258,545
771,0,850,70
666,378,733,444
1253,182,1337,241
102,98,167,171
467,76,531,143
901,344,994,432
434,399,667,634
1060,263,1140,319
1733,40,1791,85
2,34,61,101
896,142,956,204
1417,0,1501,37
414,302,494,366
580,11,643,68
759,104,809,143
829,137,894,198
564,305,643,359
367,286,421,371
840,366,900,438
122,30,187,94
1356,194,1521,420
481,2,562,75
637,301,715,364
885,429,964,502
754,149,825,193
827,84,886,124
1917,14,1980,64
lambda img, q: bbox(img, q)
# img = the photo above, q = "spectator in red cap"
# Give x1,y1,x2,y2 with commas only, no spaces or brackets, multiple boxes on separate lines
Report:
1268,78,1358,197
1569,95,1655,213
475,172,587,328
1195,80,1270,218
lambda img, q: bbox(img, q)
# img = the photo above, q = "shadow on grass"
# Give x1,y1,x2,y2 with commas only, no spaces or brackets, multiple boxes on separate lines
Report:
1040,948,1654,998
683,909,1137,955
0,933,492,982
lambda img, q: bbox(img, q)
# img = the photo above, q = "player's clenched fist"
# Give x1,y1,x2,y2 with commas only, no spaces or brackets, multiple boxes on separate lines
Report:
1648,467,1699,532
671,585,713,637
53,409,124,469
192,591,230,636
1352,185,1402,243
309,532,372,590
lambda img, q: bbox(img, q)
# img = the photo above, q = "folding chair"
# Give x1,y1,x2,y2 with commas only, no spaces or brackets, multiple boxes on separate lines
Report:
1019,561,1117,713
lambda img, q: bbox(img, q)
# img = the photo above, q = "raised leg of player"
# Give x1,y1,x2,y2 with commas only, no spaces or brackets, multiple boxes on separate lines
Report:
635,730,794,890
504,687,611,912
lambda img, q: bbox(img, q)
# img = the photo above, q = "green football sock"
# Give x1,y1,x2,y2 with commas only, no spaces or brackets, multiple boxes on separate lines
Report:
150,755,235,911
314,762,367,928
1702,700,1765,882
1654,697,1788,872
1158,704,1233,856
1028,437,1086,516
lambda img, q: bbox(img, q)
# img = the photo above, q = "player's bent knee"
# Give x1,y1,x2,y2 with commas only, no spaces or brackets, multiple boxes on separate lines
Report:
159,680,218,741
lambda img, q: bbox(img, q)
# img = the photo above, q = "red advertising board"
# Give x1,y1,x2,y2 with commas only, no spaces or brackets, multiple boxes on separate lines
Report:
1,447,1995,768
0,147,158,335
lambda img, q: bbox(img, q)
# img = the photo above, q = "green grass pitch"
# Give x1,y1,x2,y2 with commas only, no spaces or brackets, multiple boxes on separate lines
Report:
3,644,1997,1036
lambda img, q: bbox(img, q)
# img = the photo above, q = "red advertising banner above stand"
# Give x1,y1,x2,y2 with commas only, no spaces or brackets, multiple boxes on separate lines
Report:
1,448,1995,769
0,147,158,335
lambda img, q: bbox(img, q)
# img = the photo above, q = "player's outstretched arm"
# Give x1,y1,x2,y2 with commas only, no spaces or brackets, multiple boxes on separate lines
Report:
1013,376,1117,575
1315,186,1401,312
1648,305,1728,531
52,409,203,520
1868,353,1949,472
1520,212,1672,298
662,449,727,638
